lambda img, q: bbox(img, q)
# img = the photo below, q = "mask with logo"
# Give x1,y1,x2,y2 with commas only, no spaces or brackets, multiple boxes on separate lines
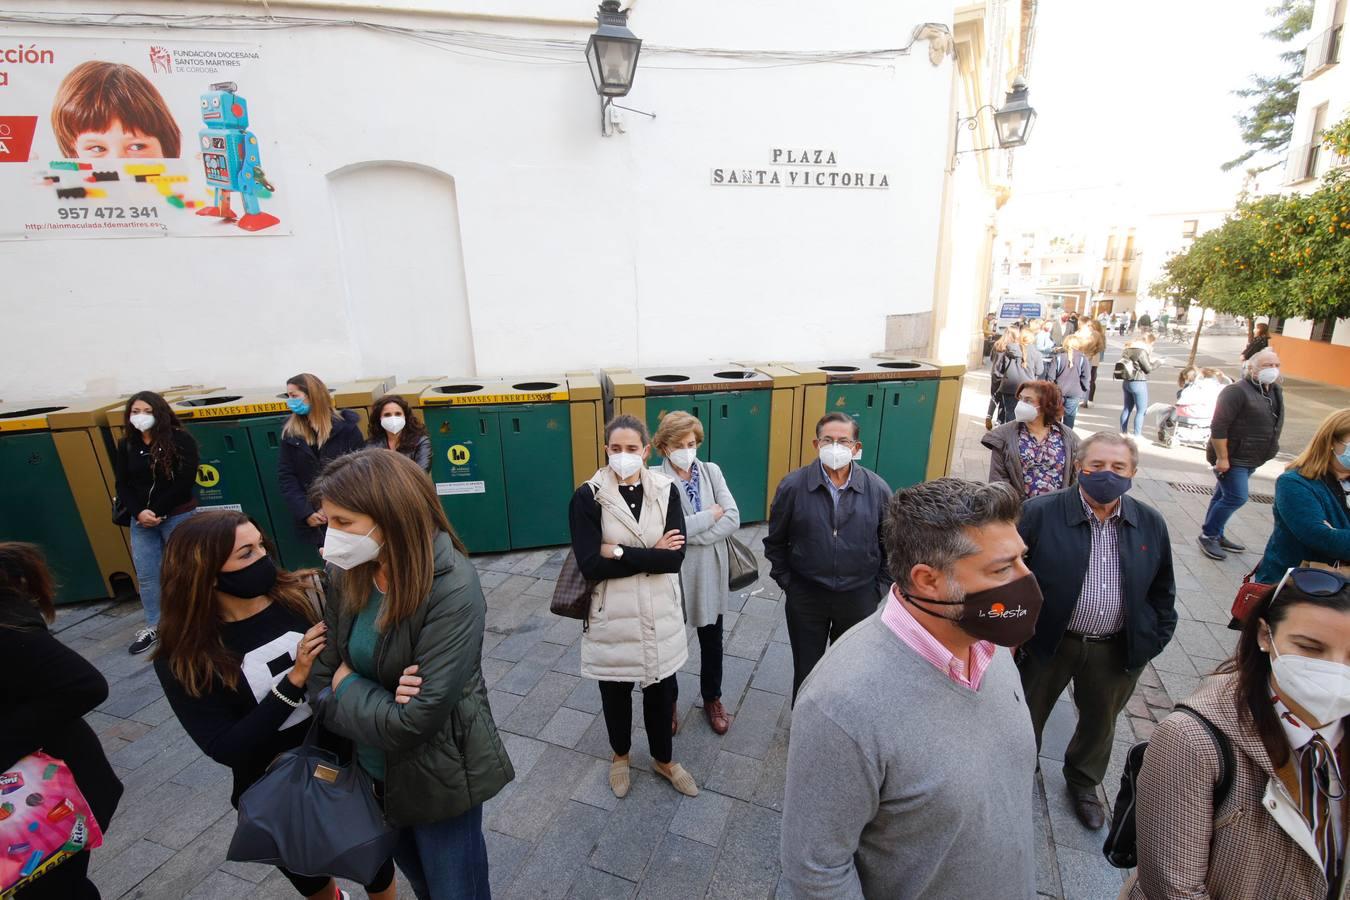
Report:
902,572,1044,646
1256,366,1280,386
129,413,156,432
381,415,406,435
1014,401,1039,424
286,396,311,416
1266,633,1350,726
216,554,277,599
667,448,697,470
819,444,853,471
322,525,382,570
1079,470,1132,504
608,452,644,480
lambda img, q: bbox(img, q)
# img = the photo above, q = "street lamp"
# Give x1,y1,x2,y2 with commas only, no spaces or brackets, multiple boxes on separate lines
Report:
952,77,1038,167
587,1,641,93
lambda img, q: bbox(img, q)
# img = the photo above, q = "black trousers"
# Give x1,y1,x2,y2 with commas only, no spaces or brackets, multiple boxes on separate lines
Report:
697,617,723,701
785,582,881,702
281,857,396,896
1089,365,1100,402
599,674,677,764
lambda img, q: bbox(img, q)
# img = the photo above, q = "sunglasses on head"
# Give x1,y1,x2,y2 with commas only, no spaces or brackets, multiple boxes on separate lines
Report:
1271,566,1350,604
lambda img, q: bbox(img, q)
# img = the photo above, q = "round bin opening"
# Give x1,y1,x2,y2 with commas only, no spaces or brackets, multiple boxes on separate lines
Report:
0,406,66,419
819,365,860,373
430,384,483,395
713,370,757,380
513,381,560,391
878,361,921,370
176,395,242,407
645,374,690,383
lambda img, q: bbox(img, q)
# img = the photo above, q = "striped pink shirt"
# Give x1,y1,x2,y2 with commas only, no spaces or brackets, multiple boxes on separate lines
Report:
880,585,997,690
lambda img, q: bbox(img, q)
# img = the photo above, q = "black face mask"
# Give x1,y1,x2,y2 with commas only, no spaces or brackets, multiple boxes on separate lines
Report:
216,554,277,599
901,572,1044,647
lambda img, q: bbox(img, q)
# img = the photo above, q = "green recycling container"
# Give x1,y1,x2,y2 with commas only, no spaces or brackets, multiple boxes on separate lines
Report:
788,360,941,490
613,367,774,524
418,377,575,554
0,397,135,603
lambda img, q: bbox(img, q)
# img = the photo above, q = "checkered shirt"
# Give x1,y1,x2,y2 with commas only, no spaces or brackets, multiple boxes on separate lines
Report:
1066,489,1125,635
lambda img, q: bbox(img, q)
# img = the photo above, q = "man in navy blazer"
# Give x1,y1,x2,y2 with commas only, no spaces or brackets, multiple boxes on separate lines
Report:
1016,431,1176,830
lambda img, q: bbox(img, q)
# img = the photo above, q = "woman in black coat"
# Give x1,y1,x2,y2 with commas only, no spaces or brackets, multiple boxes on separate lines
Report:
277,373,364,548
0,543,123,900
1239,322,1270,361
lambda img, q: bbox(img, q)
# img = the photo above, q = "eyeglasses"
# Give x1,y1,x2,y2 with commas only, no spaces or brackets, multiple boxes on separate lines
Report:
1272,566,1350,604
817,438,857,448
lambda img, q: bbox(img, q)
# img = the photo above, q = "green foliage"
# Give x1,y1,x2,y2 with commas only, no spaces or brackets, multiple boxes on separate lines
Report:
1152,118,1350,322
1222,0,1312,173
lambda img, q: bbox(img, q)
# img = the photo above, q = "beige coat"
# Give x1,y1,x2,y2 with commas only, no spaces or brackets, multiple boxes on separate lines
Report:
579,466,689,687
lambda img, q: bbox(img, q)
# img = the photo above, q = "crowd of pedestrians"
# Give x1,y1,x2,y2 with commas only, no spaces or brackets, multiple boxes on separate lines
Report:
8,331,1350,899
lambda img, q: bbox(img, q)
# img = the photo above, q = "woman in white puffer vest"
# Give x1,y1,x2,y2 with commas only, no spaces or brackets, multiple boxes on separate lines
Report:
568,415,697,800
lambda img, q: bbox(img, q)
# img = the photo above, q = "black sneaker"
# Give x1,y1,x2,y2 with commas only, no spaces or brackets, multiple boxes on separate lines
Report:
128,628,158,656
1219,536,1246,552
1197,536,1227,560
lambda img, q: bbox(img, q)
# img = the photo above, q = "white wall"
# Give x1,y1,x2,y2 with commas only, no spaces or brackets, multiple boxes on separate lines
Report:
0,0,953,399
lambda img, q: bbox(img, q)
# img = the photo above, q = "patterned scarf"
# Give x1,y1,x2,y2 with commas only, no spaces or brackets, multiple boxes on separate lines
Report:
682,461,702,513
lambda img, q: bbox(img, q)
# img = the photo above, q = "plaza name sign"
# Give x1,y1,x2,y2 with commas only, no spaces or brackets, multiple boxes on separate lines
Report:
711,149,889,190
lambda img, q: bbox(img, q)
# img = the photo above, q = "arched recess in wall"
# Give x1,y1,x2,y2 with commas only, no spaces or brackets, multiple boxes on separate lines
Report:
327,162,475,378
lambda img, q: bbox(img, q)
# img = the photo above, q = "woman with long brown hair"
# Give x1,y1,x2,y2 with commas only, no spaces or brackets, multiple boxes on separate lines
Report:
308,449,513,900
1129,567,1350,899
277,373,364,551
1,543,122,900
153,511,398,900
114,389,200,656
365,394,432,473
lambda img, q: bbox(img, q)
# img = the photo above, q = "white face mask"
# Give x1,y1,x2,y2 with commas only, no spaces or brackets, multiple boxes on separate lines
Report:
818,443,853,471
322,525,382,571
129,413,156,432
381,415,407,435
1014,401,1040,423
608,452,644,480
1269,638,1350,726
1257,366,1281,386
667,448,697,470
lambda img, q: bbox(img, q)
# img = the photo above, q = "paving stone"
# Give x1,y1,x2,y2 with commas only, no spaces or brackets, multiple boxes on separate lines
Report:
564,676,604,714
719,655,757,713
1033,780,1064,899
145,777,235,849
721,689,785,760
725,613,777,661
120,809,235,898
489,615,555,662
570,756,622,811
491,744,597,842
486,828,535,896
1038,699,1077,762
576,709,622,760
105,716,187,770
538,706,597,749
98,666,166,718
590,771,681,881
495,659,552,697
488,688,525,721
553,640,583,675
668,790,734,846
90,837,176,899
567,867,638,899
707,800,781,900
96,779,198,864
185,869,256,899
740,596,779,618
749,641,793,696
634,833,717,900
128,695,177,727
751,728,790,812
505,800,609,900
1055,845,1126,900
503,671,581,737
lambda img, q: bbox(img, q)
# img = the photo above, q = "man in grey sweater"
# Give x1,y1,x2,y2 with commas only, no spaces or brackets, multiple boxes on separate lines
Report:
780,478,1041,900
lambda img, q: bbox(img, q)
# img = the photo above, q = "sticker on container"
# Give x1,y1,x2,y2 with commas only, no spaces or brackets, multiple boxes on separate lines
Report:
447,444,471,466
436,481,486,496
198,504,244,513
196,464,221,488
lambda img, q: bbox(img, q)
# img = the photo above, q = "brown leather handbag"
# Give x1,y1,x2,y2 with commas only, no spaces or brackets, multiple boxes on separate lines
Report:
550,551,595,626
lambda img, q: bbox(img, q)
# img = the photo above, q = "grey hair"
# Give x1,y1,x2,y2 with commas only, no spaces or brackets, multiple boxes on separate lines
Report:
1075,431,1138,469
885,478,1022,590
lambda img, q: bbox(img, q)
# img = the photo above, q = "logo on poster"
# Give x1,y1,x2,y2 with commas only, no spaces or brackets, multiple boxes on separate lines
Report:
149,46,173,74
0,117,37,163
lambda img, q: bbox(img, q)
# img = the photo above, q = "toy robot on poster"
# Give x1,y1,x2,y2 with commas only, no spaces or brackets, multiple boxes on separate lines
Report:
196,81,279,232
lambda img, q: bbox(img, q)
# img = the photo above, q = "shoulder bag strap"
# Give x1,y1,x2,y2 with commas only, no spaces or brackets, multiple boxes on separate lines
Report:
1175,705,1235,810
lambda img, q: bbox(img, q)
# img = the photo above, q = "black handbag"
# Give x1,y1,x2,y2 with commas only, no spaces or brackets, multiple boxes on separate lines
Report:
726,536,759,591
111,496,131,527
227,695,398,884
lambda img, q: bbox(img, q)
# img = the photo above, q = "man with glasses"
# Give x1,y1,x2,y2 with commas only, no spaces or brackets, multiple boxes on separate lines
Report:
765,412,892,701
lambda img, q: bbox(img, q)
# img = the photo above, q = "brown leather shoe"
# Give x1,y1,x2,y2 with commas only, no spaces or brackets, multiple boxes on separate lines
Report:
703,699,730,735
1069,787,1106,830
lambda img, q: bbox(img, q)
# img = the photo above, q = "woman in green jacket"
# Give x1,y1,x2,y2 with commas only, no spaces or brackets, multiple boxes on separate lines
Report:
308,449,514,900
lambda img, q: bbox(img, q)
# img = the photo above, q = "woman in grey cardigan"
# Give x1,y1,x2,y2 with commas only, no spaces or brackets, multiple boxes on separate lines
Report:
980,379,1081,500
654,411,741,735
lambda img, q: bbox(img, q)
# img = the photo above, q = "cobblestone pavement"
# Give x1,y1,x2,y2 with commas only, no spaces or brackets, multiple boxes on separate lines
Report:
55,331,1338,899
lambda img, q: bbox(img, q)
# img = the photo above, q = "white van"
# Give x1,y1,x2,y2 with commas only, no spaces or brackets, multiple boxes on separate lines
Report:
994,298,1049,331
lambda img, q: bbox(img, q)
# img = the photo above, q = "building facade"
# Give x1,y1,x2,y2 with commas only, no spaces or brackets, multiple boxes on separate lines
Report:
0,0,1034,400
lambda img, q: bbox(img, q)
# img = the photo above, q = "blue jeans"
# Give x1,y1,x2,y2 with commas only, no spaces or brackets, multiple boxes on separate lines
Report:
1063,397,1082,428
1119,381,1149,435
393,803,490,900
129,509,195,627
1202,465,1254,539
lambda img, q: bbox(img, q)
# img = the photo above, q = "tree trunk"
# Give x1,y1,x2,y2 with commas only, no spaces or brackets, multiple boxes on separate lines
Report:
1246,316,1255,341
1188,306,1206,368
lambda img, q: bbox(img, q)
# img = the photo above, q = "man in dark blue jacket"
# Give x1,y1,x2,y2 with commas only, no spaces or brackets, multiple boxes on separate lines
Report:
1016,431,1176,830
764,412,892,702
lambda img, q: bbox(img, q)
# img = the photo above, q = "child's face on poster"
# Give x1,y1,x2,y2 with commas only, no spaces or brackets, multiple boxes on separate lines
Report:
72,119,165,158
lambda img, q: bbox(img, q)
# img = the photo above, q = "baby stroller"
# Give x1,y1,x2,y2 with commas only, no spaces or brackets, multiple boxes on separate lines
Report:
1155,368,1230,449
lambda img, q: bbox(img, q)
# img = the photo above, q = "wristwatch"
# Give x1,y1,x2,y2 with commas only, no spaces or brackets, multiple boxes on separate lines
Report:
613,546,624,559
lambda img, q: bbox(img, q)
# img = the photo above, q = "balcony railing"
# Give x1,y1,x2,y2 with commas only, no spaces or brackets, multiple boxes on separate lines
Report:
1288,142,1321,183
1305,25,1343,78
